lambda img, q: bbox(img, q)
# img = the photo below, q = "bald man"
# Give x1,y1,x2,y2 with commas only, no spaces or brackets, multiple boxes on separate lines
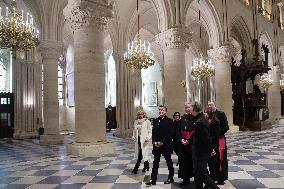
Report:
207,102,228,185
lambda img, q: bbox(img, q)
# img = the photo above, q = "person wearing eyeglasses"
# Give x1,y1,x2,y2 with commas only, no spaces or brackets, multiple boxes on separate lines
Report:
132,109,152,174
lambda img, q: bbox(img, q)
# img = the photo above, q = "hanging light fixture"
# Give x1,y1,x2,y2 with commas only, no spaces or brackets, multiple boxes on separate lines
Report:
191,4,214,78
0,0,39,56
123,0,155,72
259,74,273,89
280,73,284,91
192,53,214,78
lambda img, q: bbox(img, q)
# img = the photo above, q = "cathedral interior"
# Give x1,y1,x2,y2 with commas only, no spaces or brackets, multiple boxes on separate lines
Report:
0,0,284,188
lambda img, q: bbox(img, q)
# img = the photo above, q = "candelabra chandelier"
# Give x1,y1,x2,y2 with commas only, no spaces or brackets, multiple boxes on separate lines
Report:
192,53,214,78
259,74,273,89
191,3,214,79
0,0,39,55
124,34,154,71
280,74,284,91
123,0,155,72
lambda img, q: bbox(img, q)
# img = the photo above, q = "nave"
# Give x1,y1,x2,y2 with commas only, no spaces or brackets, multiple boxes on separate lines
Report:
0,126,284,189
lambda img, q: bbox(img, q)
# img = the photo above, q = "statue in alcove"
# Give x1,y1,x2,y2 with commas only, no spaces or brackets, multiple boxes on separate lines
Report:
261,43,269,66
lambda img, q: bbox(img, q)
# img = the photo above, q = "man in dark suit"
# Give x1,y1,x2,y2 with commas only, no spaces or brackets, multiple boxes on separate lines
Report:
145,105,174,186
208,101,229,185
190,101,220,189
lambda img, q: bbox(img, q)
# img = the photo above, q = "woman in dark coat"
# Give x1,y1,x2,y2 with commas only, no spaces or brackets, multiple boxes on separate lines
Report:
204,109,220,182
172,112,181,165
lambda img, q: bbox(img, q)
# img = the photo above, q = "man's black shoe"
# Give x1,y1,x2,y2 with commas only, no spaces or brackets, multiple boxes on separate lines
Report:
164,178,174,184
218,181,225,185
145,180,156,186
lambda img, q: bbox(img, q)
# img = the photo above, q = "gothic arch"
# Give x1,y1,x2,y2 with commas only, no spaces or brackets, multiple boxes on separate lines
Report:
259,31,274,67
185,0,222,48
149,0,169,31
230,15,252,54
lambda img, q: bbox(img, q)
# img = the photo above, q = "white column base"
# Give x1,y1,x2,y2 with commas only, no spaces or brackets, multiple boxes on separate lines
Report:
40,134,64,144
278,118,284,125
14,132,38,139
67,141,116,157
229,125,239,133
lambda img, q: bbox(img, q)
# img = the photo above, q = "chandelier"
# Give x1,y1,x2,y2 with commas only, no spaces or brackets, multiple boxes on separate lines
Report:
0,0,39,55
192,53,214,78
191,4,214,79
259,74,273,89
123,0,155,72
280,73,284,91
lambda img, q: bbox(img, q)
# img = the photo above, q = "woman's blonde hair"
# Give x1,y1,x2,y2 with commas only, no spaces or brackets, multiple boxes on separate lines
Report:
136,109,148,119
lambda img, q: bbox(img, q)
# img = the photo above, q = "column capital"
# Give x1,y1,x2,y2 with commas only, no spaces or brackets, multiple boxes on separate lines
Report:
63,0,113,31
155,27,192,51
39,40,63,60
207,45,233,63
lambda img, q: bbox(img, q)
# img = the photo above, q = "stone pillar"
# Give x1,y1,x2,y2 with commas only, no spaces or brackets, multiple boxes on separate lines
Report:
14,50,39,139
39,40,64,144
208,46,234,127
64,0,115,156
268,65,281,120
156,27,192,115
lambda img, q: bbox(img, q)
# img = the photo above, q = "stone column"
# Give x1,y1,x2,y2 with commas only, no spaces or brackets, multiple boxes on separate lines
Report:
156,27,192,115
64,0,115,156
14,50,39,139
39,40,64,144
208,46,234,127
268,66,281,120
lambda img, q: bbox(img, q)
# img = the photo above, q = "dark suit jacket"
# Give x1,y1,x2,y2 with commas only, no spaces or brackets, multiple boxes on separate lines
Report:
214,109,229,136
191,113,213,161
152,116,174,156
209,119,220,151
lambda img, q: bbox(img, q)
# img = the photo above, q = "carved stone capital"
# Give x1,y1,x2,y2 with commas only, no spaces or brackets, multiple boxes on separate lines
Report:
155,27,192,51
207,45,232,63
63,0,113,31
39,40,63,60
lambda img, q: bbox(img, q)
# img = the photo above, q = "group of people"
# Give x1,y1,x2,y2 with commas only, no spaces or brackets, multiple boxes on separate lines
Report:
131,101,229,189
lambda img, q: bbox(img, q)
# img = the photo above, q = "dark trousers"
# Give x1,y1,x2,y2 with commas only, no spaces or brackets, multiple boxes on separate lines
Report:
193,160,220,189
134,137,149,171
151,150,174,181
208,154,219,181
178,146,193,180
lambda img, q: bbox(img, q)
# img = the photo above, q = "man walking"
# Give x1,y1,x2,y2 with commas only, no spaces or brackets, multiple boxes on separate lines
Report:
190,101,219,189
146,105,174,186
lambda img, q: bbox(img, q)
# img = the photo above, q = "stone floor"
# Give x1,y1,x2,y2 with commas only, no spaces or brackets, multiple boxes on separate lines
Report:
0,125,284,189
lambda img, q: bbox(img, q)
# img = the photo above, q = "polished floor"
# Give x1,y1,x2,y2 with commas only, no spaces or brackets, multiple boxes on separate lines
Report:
0,125,284,189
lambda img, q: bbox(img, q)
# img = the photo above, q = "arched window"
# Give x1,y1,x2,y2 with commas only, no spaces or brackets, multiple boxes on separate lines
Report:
58,64,64,105
0,49,12,93
0,61,6,92
104,50,116,107
58,55,65,106
257,0,272,20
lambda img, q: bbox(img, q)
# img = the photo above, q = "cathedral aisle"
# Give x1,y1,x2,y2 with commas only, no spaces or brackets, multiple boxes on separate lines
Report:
0,126,284,189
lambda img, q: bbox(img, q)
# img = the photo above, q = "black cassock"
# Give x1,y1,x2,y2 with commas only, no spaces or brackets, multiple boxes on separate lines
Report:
208,119,220,181
177,113,194,181
214,109,229,183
